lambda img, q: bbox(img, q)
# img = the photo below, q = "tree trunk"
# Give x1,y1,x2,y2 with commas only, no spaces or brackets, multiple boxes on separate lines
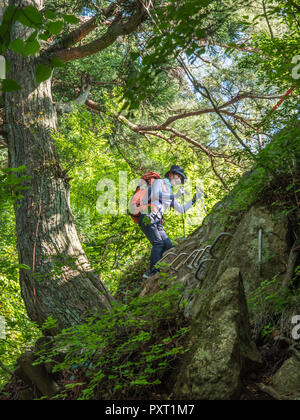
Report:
3,3,113,331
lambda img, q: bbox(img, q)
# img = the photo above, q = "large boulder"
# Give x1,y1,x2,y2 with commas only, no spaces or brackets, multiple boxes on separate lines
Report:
271,356,300,398
258,356,300,400
214,205,289,295
16,350,59,398
163,201,289,298
173,267,261,399
138,195,291,400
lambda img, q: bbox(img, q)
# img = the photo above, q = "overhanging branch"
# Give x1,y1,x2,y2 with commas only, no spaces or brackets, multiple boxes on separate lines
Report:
50,3,147,63
45,0,128,53
0,138,7,148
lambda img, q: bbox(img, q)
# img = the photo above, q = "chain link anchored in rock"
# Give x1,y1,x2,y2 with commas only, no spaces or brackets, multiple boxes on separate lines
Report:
195,232,233,283
157,232,233,279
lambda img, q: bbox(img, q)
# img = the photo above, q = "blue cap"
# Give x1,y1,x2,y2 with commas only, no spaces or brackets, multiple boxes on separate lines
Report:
164,165,187,184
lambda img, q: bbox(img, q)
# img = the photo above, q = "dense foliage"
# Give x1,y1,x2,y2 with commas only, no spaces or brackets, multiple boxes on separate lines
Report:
36,278,190,399
0,165,41,386
0,0,299,397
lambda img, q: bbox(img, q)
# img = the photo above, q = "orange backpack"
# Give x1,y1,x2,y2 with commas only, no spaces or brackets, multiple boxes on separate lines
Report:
129,172,161,224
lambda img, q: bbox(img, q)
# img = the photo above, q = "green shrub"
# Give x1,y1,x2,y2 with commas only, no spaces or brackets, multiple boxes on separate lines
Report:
36,277,190,400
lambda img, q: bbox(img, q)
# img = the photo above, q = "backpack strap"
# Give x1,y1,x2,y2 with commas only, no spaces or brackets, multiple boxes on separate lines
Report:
160,180,175,206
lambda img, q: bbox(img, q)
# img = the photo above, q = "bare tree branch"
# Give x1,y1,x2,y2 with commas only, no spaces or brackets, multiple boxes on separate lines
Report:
262,0,274,38
210,156,230,190
123,90,288,133
198,39,261,54
0,139,7,148
46,0,128,52
51,3,148,63
83,95,272,158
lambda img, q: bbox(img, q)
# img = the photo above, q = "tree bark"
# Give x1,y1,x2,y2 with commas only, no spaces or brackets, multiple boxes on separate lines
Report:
3,2,114,331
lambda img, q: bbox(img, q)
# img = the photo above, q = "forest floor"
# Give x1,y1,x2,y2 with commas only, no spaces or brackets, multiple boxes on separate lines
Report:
0,339,288,400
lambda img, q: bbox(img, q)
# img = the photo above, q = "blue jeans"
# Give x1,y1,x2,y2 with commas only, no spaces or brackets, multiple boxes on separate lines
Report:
139,213,174,271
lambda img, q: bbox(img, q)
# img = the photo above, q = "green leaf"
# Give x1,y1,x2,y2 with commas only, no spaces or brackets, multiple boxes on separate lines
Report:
8,164,27,172
15,264,31,270
17,6,43,28
39,31,51,41
1,78,22,92
24,39,40,57
2,5,18,24
9,39,24,54
286,183,295,191
47,20,64,35
51,57,65,68
62,14,80,24
35,64,52,84
65,382,85,389
24,5,43,25
27,30,38,43
45,10,57,20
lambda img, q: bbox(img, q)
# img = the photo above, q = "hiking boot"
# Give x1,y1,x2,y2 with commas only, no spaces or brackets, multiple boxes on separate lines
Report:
142,269,159,279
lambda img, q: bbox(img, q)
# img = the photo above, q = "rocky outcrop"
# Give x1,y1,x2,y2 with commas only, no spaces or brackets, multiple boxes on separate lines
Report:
160,203,289,299
259,356,300,400
15,350,59,398
271,356,300,395
209,205,289,295
173,268,261,399
7,169,297,400
139,193,293,399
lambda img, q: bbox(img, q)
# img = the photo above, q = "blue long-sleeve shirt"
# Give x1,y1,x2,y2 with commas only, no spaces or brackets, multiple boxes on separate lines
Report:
143,178,194,218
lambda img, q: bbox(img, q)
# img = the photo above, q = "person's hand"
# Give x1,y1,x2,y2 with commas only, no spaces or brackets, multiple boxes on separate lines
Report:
192,186,204,204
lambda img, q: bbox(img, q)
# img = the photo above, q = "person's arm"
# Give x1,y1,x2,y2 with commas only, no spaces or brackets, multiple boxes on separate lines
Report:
172,197,194,214
172,189,202,214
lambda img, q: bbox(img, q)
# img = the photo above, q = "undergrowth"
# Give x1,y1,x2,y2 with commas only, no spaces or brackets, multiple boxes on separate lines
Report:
35,276,190,400
248,271,300,341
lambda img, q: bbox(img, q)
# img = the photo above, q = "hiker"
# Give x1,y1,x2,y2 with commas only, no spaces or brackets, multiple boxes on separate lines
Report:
130,165,202,279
